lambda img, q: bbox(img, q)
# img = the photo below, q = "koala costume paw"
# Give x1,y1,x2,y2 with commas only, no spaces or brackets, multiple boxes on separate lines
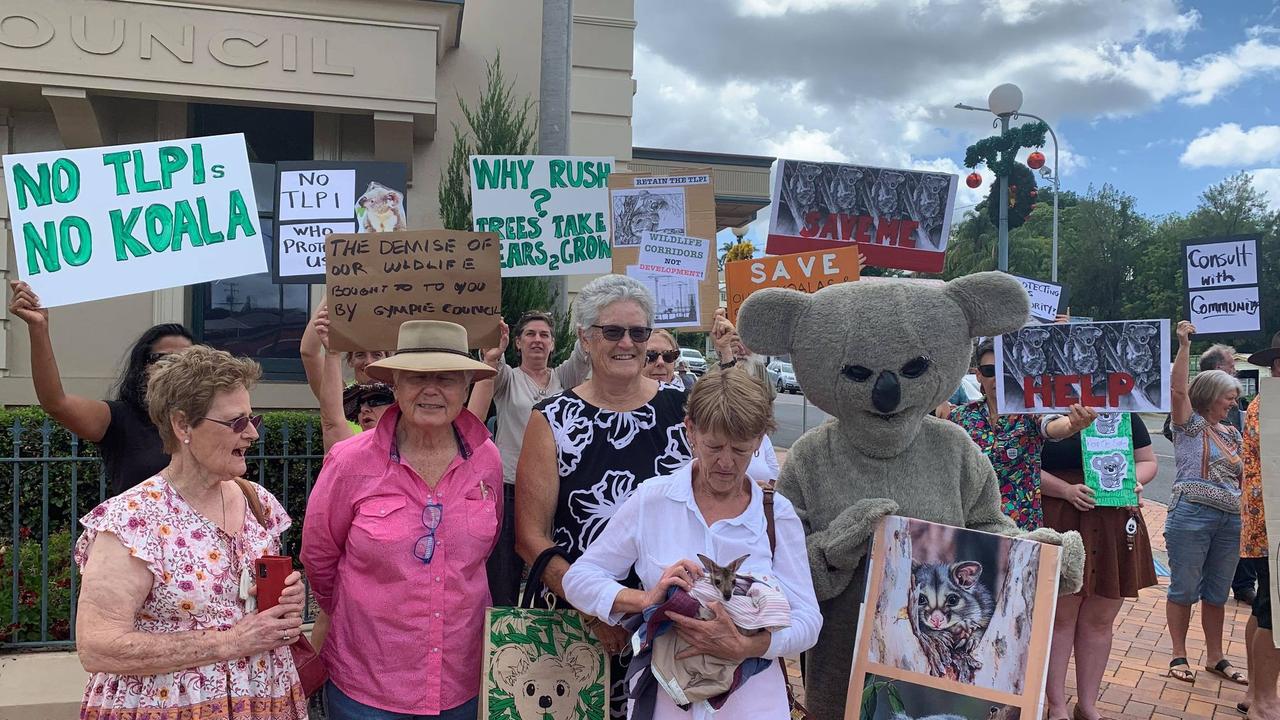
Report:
826,498,900,569
1020,528,1085,595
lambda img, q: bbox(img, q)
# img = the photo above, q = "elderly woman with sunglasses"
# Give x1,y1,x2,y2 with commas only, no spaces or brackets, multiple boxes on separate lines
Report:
516,274,693,718
302,320,502,720
644,329,685,387
74,346,308,720
943,338,1096,530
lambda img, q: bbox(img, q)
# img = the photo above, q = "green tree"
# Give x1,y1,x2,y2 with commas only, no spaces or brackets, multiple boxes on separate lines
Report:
438,55,574,364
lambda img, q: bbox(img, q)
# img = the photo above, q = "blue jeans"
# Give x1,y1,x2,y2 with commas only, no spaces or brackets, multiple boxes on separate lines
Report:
324,682,478,720
1164,498,1242,606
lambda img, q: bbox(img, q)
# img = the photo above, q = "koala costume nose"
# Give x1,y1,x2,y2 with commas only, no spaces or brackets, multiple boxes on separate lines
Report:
872,371,901,413
539,696,553,709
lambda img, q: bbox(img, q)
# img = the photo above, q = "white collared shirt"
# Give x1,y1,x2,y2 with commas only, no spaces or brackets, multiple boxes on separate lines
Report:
562,463,822,720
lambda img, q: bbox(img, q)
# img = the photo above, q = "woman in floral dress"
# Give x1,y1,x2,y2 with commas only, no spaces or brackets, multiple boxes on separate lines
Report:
517,274,691,718
74,346,307,720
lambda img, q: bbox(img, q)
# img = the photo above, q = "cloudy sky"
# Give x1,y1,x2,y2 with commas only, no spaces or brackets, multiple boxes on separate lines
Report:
631,0,1280,247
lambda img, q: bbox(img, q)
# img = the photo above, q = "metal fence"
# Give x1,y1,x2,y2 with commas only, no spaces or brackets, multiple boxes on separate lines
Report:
1,414,324,650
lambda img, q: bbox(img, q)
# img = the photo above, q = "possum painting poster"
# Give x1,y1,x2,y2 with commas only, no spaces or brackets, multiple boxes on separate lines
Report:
766,159,957,273
993,320,1172,415
846,517,1061,720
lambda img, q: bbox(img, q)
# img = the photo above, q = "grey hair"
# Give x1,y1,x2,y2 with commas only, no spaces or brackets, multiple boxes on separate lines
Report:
1198,344,1236,372
1188,369,1243,414
571,274,655,331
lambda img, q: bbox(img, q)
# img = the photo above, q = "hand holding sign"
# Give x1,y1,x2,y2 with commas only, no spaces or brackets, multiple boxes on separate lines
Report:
1176,320,1195,345
8,281,48,328
481,321,510,366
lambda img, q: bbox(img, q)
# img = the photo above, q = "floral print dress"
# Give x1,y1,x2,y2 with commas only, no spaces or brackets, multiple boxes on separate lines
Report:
949,400,1054,530
74,476,306,720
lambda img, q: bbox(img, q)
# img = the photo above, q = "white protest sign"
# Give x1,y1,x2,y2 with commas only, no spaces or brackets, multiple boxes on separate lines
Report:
1184,237,1258,289
626,265,701,329
469,155,614,277
636,231,710,280
1011,274,1065,323
3,134,265,307
278,168,355,221
278,221,355,279
1188,286,1262,335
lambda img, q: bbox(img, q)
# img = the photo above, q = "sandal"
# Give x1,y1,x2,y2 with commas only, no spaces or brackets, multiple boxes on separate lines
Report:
1168,657,1195,682
1207,658,1249,685
1238,701,1249,715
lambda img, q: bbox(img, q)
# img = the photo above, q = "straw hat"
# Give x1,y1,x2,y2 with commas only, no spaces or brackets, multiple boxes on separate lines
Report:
1247,331,1280,368
364,321,497,384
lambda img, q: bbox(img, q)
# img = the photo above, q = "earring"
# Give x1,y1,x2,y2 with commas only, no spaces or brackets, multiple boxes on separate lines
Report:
183,438,190,444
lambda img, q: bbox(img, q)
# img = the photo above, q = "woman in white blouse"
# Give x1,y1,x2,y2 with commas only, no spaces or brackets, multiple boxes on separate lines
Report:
563,369,821,719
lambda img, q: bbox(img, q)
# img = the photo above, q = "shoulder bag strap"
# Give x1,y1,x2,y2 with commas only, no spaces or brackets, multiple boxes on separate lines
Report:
763,486,778,555
234,478,269,530
760,486,810,715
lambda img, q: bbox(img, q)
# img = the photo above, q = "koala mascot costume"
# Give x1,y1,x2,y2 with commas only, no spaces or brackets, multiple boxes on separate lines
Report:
737,271,1085,719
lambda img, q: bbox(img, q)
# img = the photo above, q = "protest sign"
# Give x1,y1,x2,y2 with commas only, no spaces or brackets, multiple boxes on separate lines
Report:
724,245,863,323
635,231,711,280
767,159,957,273
324,230,501,352
994,320,1171,415
469,155,613,277
1081,413,1138,507
1011,274,1069,323
1182,234,1263,338
2,134,265,307
273,161,409,283
626,265,701,329
847,516,1060,719
1258,381,1280,648
610,168,717,330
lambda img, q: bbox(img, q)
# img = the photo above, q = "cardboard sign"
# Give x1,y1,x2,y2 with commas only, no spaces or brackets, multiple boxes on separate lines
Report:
273,161,409,284
324,230,501,352
847,516,1060,719
1182,235,1263,338
2,134,265,307
724,245,863,323
994,320,1171,415
610,168,718,331
1081,413,1138,507
469,155,613,277
635,231,711,280
1012,275,1069,323
766,159,957,273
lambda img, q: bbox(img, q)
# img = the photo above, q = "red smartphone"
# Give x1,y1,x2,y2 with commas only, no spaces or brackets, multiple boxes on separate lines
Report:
255,555,293,611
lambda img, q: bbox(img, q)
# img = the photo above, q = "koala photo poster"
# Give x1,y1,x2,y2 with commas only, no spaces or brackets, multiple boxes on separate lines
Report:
1081,413,1138,507
994,319,1172,415
482,606,609,720
766,159,957,273
846,517,1061,720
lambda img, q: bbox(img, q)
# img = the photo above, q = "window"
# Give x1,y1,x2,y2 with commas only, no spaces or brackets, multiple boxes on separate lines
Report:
189,105,314,380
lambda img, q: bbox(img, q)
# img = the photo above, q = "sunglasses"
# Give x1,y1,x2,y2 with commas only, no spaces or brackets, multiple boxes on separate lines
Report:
200,414,264,433
978,364,996,378
413,502,444,564
146,352,177,365
646,349,681,364
591,324,653,343
363,395,395,409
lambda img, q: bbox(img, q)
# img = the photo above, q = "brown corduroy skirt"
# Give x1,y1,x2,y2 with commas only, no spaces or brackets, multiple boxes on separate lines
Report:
1043,470,1158,599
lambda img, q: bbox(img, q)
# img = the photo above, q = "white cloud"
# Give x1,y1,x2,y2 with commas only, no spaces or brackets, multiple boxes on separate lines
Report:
1180,123,1280,167
1180,38,1280,105
1247,168,1280,210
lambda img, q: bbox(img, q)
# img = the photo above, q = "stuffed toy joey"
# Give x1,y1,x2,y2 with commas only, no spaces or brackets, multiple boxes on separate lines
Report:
737,271,1085,719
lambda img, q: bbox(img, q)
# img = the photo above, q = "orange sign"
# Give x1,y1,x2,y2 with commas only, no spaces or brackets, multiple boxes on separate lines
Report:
724,246,862,322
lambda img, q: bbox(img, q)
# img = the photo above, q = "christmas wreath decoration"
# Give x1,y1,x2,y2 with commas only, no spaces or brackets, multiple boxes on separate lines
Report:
986,161,1037,230
963,121,1049,178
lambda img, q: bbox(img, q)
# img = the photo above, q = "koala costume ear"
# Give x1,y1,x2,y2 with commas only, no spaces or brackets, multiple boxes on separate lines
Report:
943,271,1031,338
737,288,813,357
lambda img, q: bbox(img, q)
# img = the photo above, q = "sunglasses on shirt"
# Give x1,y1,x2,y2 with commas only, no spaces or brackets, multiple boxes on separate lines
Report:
414,502,444,564
591,324,654,343
646,350,681,364
200,415,264,434
977,364,996,378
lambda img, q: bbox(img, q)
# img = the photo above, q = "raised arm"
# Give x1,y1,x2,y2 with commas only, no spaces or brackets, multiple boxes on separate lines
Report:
8,281,110,440
313,306,354,452
469,321,509,420
514,411,571,598
300,301,328,401
1171,320,1195,426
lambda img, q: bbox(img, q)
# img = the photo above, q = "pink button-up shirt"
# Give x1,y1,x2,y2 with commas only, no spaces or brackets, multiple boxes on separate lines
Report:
301,405,502,715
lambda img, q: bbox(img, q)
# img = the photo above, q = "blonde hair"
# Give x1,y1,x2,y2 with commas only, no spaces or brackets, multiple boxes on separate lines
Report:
649,329,678,352
686,368,776,441
148,345,262,452
1189,369,1243,416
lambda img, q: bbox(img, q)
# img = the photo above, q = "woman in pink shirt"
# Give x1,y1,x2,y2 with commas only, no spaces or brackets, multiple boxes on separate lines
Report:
302,321,502,720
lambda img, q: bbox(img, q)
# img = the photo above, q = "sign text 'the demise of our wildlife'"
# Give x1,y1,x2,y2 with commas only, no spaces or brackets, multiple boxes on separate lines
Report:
2,134,265,307
468,155,613,277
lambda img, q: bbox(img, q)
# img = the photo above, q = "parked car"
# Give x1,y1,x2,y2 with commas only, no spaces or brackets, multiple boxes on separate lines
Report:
769,361,800,394
679,347,707,375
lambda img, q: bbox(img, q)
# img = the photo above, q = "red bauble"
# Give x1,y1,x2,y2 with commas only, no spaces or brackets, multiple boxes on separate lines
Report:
966,172,982,189
1027,151,1046,170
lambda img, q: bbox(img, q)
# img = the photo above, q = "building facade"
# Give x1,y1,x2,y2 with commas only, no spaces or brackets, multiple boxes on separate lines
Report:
0,0,636,408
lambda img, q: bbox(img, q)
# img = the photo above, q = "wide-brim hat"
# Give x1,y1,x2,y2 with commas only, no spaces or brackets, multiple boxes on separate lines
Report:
1247,331,1280,368
364,320,497,384
342,382,394,422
